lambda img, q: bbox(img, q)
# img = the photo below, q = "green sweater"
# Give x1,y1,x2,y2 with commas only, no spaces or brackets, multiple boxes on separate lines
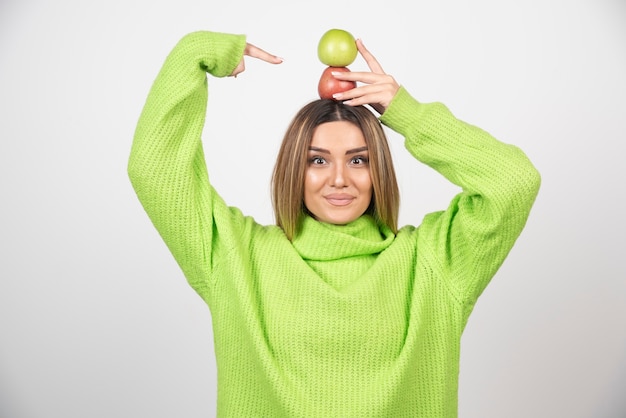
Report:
128,31,541,417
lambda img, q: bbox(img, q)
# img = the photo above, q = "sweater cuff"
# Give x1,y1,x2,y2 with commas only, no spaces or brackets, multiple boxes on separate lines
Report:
379,86,426,137
174,31,247,78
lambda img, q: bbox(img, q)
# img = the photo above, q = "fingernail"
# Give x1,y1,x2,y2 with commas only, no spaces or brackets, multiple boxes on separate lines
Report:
332,93,343,99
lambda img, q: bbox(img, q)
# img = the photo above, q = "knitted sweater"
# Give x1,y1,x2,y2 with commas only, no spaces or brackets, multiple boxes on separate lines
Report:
128,31,541,417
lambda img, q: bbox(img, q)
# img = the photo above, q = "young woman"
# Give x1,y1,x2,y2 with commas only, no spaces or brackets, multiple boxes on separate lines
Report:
128,30,541,417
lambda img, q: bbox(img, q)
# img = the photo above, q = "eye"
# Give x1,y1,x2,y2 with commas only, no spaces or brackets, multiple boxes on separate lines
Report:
309,156,327,165
350,155,369,166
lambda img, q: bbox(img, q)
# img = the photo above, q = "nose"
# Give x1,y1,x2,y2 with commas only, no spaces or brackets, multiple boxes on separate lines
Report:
330,163,347,188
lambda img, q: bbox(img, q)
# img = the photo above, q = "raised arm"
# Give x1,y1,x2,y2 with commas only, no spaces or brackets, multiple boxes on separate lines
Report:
385,89,541,310
127,31,281,288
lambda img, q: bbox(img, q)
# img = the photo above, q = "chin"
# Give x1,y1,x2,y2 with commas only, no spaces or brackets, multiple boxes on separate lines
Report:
306,202,369,225
317,213,362,225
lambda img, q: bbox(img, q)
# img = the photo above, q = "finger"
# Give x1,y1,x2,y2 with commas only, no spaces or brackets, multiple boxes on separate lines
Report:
356,39,385,74
230,60,245,77
335,83,394,102
342,91,388,111
330,70,394,85
244,43,284,64
341,92,387,114
332,83,397,112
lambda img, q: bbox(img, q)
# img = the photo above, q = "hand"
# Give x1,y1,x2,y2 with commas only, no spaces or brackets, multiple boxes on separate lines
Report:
330,39,400,115
230,43,283,77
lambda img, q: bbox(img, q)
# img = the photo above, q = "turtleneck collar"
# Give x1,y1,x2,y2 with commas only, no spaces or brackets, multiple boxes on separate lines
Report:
292,215,395,261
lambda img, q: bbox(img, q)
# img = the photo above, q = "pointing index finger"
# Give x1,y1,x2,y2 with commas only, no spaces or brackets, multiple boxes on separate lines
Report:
245,43,284,64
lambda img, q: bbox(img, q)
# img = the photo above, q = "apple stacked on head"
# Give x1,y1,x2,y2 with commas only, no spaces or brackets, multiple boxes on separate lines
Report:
317,29,358,100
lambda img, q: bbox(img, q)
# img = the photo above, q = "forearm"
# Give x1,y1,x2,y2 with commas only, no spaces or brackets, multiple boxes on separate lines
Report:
382,87,540,222
128,31,246,190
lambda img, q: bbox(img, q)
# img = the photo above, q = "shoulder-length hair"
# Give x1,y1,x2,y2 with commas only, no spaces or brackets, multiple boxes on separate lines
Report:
271,99,399,240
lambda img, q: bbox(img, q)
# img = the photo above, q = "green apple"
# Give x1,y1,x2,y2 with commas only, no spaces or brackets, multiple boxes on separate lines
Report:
317,29,357,67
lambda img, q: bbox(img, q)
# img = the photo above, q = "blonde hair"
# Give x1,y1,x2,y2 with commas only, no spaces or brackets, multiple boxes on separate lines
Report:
272,100,399,240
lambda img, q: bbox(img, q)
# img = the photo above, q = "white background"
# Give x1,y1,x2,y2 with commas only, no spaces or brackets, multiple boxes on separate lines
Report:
1,0,624,417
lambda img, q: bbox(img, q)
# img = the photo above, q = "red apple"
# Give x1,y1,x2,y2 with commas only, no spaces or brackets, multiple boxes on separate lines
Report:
318,66,356,100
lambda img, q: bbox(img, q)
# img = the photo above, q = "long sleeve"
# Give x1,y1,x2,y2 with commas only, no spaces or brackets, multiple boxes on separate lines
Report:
127,31,247,291
380,87,541,314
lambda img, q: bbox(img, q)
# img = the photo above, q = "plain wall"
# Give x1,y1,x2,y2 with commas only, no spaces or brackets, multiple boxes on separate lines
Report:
1,0,624,417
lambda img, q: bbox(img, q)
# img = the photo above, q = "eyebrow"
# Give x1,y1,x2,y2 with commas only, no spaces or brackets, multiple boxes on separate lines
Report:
308,146,369,155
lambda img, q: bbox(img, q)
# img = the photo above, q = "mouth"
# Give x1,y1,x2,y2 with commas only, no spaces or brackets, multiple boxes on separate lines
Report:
324,194,355,206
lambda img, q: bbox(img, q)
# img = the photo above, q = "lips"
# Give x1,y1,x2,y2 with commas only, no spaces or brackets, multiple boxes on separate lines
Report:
324,193,355,206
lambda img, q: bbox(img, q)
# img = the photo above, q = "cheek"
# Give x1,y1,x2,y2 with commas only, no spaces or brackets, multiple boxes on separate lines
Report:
355,171,373,193
305,170,324,192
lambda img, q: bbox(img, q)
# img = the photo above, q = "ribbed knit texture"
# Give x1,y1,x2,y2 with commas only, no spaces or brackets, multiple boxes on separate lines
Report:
128,31,541,417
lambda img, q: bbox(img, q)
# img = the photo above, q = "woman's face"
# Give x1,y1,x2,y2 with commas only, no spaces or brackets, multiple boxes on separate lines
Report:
304,121,373,225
